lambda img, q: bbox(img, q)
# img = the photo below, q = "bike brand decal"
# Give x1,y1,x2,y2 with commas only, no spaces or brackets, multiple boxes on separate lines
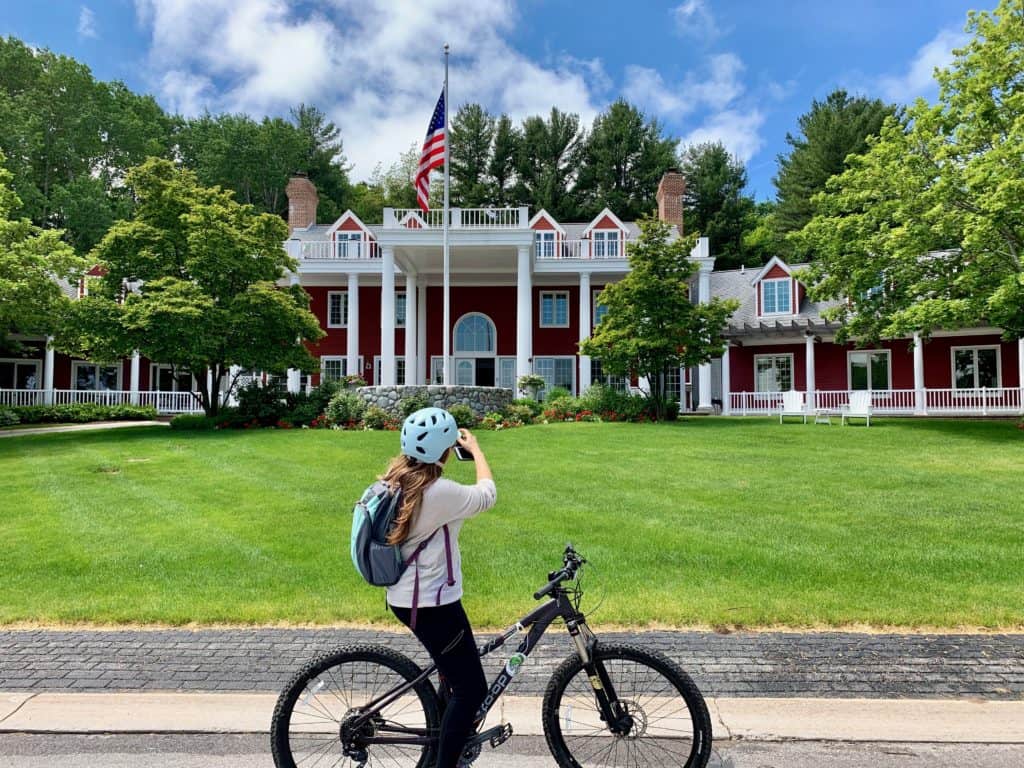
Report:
588,675,603,689
504,652,526,677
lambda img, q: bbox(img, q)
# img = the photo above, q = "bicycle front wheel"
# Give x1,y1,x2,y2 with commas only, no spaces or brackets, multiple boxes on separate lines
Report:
542,643,712,768
271,644,441,768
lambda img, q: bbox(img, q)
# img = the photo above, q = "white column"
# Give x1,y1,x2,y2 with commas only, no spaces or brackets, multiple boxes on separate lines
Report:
417,282,427,385
130,351,141,405
347,273,360,380
804,334,816,412
1017,338,1023,415
516,245,533,386
913,332,926,415
721,345,732,415
694,248,715,412
44,336,55,405
578,272,591,395
697,363,713,411
404,273,417,387
380,247,396,386
286,273,301,392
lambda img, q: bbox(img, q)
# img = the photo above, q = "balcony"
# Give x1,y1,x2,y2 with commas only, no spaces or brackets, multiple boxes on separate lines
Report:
535,239,633,260
383,207,529,229
727,388,1023,417
299,241,377,260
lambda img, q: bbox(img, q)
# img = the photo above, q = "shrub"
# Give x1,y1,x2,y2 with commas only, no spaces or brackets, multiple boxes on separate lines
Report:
399,393,430,419
543,396,579,421
362,406,391,430
13,403,159,424
170,413,219,430
0,408,20,427
545,386,572,402
326,391,366,427
306,378,344,414
480,411,513,430
284,400,322,428
343,374,367,388
505,403,536,425
447,404,477,428
236,382,288,426
512,397,543,417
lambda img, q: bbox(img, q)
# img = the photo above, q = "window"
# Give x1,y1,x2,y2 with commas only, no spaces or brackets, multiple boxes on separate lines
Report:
455,359,474,386
431,357,445,384
535,357,575,394
535,231,555,259
848,350,891,390
952,347,1000,389
592,289,609,326
589,359,627,393
327,291,348,328
0,359,41,389
395,292,407,328
73,362,120,391
760,278,792,315
498,358,516,389
335,232,362,258
454,314,496,353
592,231,619,258
754,354,793,392
540,291,569,327
374,357,406,385
321,356,362,381
665,367,681,403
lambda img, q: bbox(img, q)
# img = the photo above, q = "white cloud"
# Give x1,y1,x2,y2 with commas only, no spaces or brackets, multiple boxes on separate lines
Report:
681,108,765,163
672,0,718,40
78,6,98,39
624,53,745,118
878,28,968,102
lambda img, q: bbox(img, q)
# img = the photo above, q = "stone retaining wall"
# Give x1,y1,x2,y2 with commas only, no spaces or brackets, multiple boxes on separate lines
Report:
356,385,514,417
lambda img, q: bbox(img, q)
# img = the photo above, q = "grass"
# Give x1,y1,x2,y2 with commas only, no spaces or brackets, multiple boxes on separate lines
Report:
1,419,1022,630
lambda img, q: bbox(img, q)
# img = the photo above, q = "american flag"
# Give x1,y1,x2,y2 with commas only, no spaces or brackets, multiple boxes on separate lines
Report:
415,89,446,212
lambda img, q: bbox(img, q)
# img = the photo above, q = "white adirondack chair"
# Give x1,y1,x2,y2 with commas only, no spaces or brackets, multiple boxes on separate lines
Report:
842,390,873,427
779,389,807,424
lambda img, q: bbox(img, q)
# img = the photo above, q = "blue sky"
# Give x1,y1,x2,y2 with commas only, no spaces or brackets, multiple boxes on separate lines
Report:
1,0,979,200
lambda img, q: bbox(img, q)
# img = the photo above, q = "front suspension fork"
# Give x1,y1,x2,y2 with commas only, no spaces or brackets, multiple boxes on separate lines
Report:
568,621,633,736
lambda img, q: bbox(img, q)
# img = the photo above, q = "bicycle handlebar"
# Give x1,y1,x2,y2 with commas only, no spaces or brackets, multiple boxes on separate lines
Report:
533,545,586,600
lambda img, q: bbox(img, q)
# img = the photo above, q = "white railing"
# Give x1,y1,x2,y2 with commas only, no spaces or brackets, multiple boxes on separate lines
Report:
383,207,529,229
300,241,376,260
729,388,1024,416
0,389,204,414
536,239,634,260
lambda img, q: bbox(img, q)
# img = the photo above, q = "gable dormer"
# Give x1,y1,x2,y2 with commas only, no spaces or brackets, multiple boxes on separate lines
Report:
326,211,376,258
752,256,800,318
530,209,565,259
581,208,628,258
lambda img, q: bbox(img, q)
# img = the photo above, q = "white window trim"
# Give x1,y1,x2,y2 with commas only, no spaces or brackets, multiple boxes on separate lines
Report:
539,291,570,328
320,355,363,381
149,364,196,392
453,312,498,355
373,356,407,385
753,353,794,392
534,355,577,394
395,291,406,329
759,277,794,317
950,345,1002,389
592,288,608,327
498,356,517,389
846,349,892,391
534,230,556,259
327,290,348,329
591,229,621,258
0,358,42,389
72,361,123,391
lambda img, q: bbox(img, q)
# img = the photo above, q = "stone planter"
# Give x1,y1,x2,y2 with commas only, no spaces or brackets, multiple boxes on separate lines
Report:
355,385,514,418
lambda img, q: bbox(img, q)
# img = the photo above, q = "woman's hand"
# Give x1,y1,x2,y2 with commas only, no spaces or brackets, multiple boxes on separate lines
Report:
457,428,481,456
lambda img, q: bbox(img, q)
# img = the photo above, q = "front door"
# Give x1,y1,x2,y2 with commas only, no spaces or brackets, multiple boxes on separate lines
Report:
476,358,495,387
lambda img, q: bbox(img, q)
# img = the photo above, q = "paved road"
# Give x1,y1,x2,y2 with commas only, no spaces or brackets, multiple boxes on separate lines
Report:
3,628,1022,698
2,734,1022,768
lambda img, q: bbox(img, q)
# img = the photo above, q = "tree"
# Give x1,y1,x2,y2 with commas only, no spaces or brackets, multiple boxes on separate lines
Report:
487,114,519,206
291,103,351,223
59,158,324,415
515,108,583,219
0,151,85,351
679,142,756,269
580,218,738,419
797,0,1024,343
741,201,783,266
773,89,894,247
449,103,495,206
575,100,679,220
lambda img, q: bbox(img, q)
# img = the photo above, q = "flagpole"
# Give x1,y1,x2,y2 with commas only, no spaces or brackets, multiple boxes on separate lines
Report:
442,43,451,386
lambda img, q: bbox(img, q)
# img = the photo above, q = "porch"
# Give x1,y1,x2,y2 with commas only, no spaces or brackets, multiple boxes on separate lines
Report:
727,388,1024,417
0,389,203,414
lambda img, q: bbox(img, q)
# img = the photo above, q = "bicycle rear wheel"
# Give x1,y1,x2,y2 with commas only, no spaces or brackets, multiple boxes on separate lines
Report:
542,643,712,768
271,644,440,768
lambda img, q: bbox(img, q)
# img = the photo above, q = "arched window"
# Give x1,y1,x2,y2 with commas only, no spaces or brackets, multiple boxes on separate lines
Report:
454,313,496,354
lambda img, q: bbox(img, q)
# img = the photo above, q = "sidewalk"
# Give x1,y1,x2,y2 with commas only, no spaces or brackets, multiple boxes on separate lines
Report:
0,421,167,438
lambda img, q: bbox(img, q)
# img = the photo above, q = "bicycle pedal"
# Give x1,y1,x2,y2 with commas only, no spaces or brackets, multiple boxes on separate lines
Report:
489,722,513,748
467,723,513,750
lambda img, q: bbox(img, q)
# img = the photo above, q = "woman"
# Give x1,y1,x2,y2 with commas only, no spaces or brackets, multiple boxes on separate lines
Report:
383,406,496,768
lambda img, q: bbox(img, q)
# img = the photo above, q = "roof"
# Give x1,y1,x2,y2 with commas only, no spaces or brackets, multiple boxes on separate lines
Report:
710,265,844,335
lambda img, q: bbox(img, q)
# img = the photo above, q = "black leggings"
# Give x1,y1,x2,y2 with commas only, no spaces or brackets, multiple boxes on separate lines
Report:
391,600,487,768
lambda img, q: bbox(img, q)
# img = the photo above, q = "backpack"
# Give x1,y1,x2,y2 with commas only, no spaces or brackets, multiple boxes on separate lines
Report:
350,481,454,627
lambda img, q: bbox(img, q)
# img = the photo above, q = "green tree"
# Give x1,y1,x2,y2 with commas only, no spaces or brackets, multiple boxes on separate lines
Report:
59,159,323,415
774,89,894,247
291,103,351,223
487,114,519,206
741,201,783,266
797,0,1024,343
0,151,85,351
575,100,679,220
450,103,495,206
580,218,738,419
679,142,757,269
515,108,583,219
347,144,421,223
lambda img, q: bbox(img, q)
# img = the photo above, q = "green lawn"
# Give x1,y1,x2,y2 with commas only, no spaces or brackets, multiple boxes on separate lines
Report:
2,420,1022,629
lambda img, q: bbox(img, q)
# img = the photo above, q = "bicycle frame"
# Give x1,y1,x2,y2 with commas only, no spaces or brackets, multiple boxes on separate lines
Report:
349,586,623,747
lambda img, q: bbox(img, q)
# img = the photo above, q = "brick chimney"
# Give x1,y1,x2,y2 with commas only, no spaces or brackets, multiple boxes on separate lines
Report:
285,173,319,233
656,169,685,234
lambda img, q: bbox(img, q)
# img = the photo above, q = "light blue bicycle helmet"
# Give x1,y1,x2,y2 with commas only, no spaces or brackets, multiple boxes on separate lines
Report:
401,407,458,464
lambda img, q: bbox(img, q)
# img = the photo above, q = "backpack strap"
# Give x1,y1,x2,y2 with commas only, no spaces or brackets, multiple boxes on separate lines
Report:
434,524,455,606
404,524,455,631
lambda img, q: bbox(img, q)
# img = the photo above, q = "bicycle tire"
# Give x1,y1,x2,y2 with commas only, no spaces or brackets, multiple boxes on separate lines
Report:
271,644,441,768
541,643,712,768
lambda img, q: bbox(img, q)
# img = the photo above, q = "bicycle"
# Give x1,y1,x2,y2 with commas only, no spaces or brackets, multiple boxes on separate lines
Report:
270,545,712,767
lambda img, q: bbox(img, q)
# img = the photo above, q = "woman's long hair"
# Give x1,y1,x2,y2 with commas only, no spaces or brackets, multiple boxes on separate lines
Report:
382,451,447,544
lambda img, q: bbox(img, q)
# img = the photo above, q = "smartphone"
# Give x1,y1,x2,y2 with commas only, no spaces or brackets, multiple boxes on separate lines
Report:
453,445,474,461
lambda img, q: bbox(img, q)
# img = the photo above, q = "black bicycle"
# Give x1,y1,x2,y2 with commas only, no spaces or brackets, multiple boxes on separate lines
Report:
271,545,712,767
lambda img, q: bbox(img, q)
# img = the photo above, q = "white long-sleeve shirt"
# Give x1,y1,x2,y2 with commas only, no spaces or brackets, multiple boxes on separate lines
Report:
386,477,497,608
